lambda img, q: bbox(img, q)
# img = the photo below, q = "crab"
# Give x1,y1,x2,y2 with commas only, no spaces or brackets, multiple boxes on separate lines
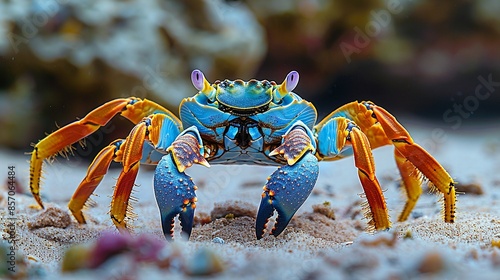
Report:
29,70,456,240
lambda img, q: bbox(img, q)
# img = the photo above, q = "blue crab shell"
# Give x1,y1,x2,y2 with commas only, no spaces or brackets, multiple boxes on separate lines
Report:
179,75,317,165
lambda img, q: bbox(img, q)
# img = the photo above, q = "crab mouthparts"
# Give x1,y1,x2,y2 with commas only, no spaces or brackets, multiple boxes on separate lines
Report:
218,103,269,116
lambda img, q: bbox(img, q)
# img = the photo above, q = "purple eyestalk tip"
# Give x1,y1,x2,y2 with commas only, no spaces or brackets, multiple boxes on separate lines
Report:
191,69,205,91
285,71,299,92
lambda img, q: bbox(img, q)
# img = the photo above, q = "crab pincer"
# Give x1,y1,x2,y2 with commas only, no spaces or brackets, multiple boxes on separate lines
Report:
256,152,319,239
154,127,208,240
256,123,319,239
154,154,197,240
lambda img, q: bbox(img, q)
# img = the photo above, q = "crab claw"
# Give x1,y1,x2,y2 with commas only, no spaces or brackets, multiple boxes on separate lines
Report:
256,152,319,239
154,154,197,241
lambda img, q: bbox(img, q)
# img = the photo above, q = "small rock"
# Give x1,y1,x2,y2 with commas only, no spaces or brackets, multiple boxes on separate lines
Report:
455,182,484,195
417,251,445,274
28,205,71,229
186,248,225,276
212,237,225,244
130,234,165,262
61,245,91,272
88,231,131,269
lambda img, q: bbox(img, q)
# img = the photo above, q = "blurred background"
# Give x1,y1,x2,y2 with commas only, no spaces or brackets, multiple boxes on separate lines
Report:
1,0,499,160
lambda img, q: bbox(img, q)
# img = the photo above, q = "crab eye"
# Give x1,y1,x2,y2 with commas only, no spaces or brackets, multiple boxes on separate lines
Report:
191,69,216,100
191,69,205,91
285,71,299,92
274,70,299,103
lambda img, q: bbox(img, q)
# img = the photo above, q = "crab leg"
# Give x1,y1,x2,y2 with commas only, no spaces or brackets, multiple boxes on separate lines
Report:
68,136,171,225
68,139,123,224
153,126,209,240
316,101,455,224
393,149,422,222
109,113,184,231
62,112,180,231
29,98,180,209
348,123,391,230
109,123,147,231
369,104,456,223
315,117,390,231
256,121,319,239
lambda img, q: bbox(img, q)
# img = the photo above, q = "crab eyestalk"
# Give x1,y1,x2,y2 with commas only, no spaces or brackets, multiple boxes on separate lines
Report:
274,71,299,102
191,69,216,101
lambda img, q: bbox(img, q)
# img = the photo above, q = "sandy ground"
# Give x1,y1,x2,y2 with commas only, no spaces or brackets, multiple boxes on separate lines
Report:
1,121,500,279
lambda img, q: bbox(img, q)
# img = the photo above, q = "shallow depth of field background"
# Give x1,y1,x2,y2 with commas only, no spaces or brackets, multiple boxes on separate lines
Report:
1,0,499,159
2,2,500,279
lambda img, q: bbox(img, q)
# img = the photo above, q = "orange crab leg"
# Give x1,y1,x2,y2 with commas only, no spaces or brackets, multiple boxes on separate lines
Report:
394,149,422,222
30,98,179,208
315,115,391,230
110,121,147,231
349,125,391,231
67,140,123,224
66,111,181,230
30,98,130,208
371,104,456,223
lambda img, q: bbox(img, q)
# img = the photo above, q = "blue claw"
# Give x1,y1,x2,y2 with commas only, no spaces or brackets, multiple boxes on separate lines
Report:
154,154,197,240
256,152,319,239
